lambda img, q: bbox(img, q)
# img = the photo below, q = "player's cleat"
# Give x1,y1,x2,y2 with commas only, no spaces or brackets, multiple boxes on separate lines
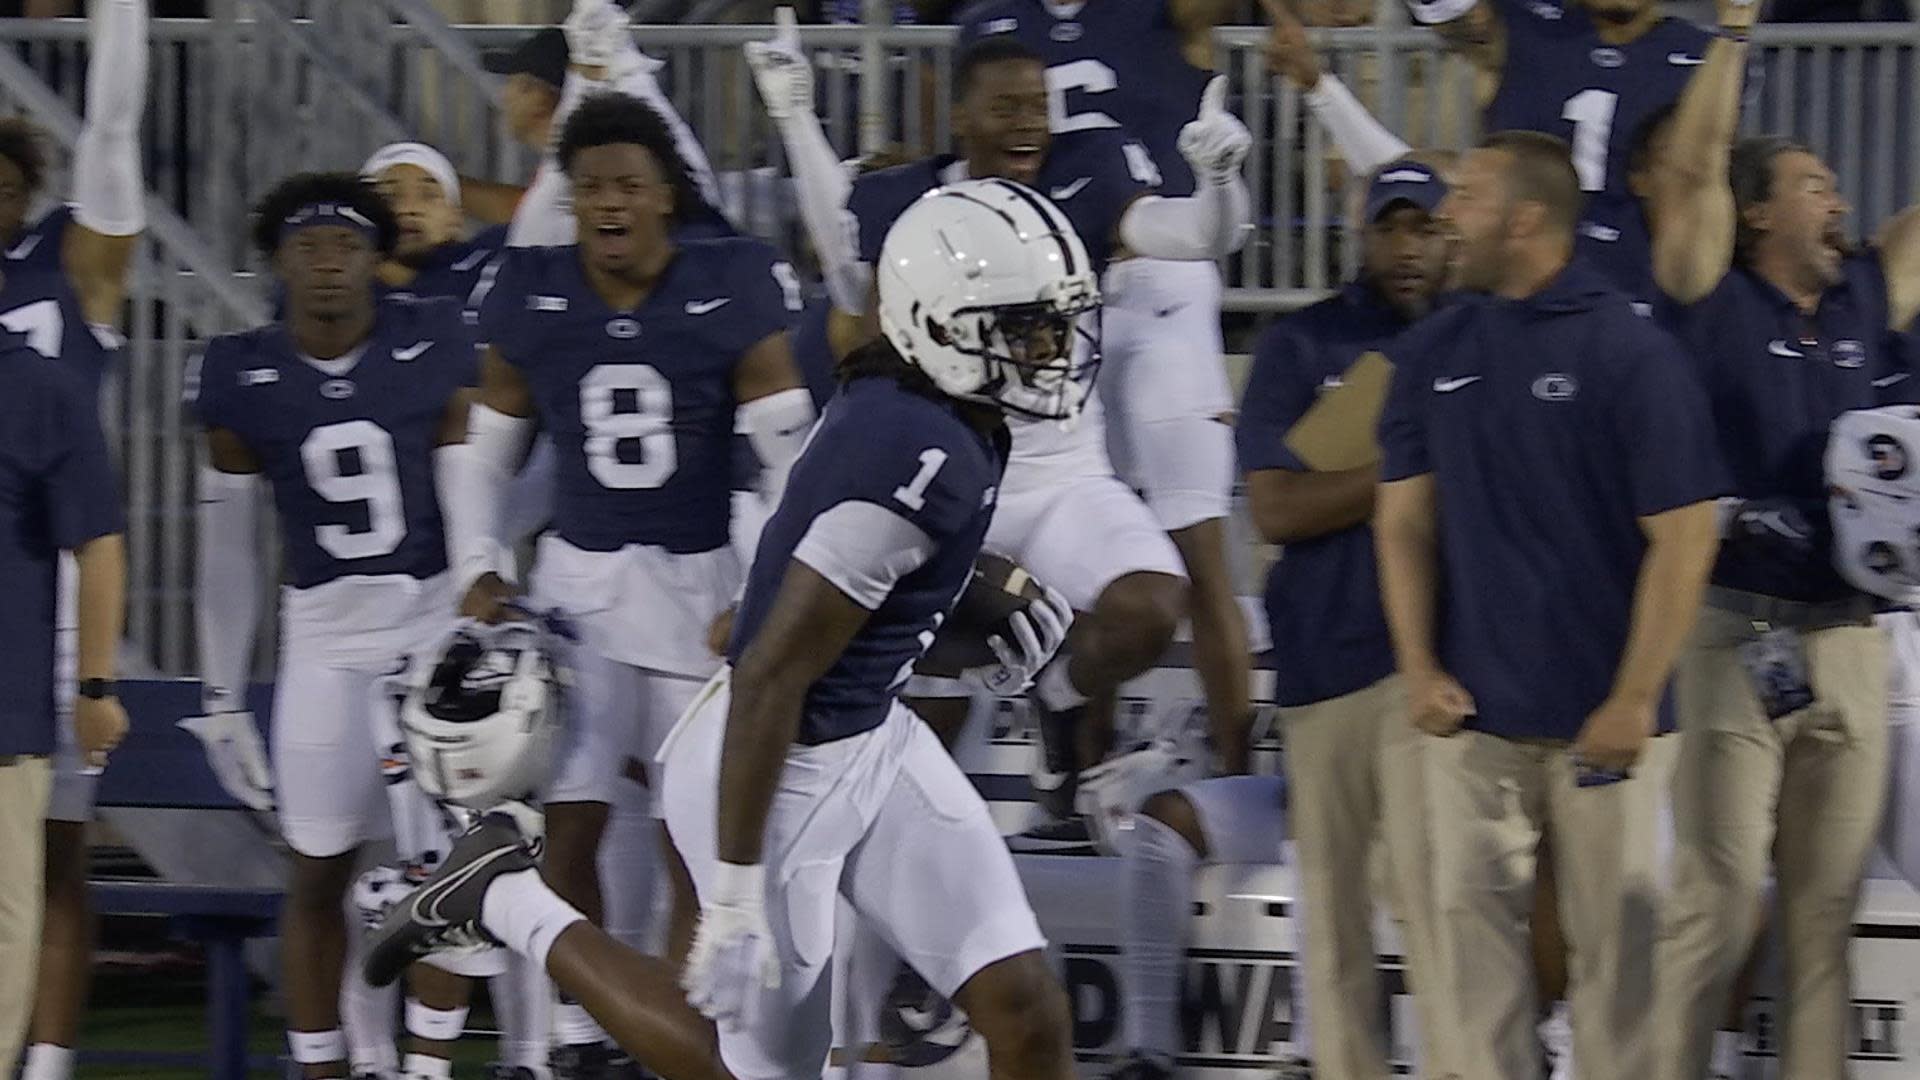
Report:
1026,696,1084,821
485,1066,539,1080
363,813,535,988
550,1042,645,1079
1107,1051,1173,1080
1007,814,1098,855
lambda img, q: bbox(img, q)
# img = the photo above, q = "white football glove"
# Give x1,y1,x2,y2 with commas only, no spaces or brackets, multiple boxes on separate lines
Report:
1177,76,1252,187
743,7,813,123
1077,731,1210,855
178,710,274,812
681,861,781,1028
975,586,1074,695
562,0,628,71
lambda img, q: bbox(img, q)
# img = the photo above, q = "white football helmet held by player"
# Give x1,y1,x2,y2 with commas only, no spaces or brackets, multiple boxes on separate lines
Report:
399,618,566,810
1829,406,1920,604
877,178,1102,420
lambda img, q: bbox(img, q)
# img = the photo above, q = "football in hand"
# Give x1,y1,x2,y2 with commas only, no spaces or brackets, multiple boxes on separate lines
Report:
917,553,1048,676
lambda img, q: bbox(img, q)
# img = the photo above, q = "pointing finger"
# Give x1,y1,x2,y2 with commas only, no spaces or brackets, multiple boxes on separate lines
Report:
1200,75,1228,117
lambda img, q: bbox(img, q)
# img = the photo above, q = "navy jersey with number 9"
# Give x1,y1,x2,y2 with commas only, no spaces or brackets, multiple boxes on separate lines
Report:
188,297,478,588
729,374,1010,746
477,237,801,555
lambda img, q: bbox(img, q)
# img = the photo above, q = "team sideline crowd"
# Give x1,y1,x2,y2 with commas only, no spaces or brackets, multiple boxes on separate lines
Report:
3,0,1920,1079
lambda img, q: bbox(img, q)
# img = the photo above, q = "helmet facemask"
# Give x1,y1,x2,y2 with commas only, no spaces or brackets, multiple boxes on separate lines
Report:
938,290,1101,420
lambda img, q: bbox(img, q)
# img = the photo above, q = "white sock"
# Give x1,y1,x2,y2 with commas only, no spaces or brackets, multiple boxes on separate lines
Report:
555,1000,607,1045
494,952,555,1076
1710,1029,1742,1078
342,902,401,1076
597,803,661,954
480,867,588,972
1544,1000,1576,1080
21,1043,75,1080
402,1051,455,1080
1119,813,1198,1062
1033,657,1088,712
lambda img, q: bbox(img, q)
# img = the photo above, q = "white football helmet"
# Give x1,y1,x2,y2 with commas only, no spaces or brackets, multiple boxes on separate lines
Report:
1830,406,1920,604
399,619,565,810
877,178,1102,420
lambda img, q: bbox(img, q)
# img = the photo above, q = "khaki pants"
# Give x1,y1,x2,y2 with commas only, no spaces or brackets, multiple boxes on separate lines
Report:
1281,675,1455,1079
0,755,52,1077
1426,730,1672,1080
1658,607,1888,1080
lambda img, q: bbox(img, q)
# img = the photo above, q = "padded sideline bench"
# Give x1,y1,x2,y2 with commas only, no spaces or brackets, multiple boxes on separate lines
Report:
89,680,284,1079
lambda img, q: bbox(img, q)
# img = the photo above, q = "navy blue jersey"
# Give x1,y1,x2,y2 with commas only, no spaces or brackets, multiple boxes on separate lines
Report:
1485,0,1712,297
958,0,1213,196
0,206,118,393
1239,284,1407,707
1660,254,1904,601
385,227,507,308
477,237,795,554
729,373,1009,745
0,338,123,754
1378,260,1726,741
732,295,842,493
847,132,1152,275
190,298,477,589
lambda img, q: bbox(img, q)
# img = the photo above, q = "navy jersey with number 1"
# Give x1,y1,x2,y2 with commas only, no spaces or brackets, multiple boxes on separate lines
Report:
729,374,1010,746
0,205,120,393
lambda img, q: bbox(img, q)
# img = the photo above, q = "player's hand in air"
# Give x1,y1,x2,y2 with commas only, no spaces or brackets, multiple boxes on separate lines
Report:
1178,76,1252,187
744,7,813,123
179,707,272,810
460,572,523,625
978,586,1074,695
563,0,627,72
1717,0,1760,34
682,861,781,1028
1259,0,1324,91
1409,668,1476,736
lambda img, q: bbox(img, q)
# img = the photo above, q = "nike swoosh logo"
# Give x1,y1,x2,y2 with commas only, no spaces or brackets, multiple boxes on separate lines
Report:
1768,340,1805,358
392,341,433,362
412,844,517,927
685,297,731,315
5,233,40,260
1668,52,1705,65
1873,372,1911,388
1433,376,1482,393
1049,177,1092,201
1319,376,1345,391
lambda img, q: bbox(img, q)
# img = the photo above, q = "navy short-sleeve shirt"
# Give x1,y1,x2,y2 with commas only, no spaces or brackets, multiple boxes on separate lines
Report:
1378,260,1727,740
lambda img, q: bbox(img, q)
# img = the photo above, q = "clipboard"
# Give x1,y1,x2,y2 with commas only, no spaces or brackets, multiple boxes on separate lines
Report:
1284,350,1394,471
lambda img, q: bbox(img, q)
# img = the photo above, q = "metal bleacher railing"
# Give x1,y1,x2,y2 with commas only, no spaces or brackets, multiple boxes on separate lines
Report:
1,9,1917,674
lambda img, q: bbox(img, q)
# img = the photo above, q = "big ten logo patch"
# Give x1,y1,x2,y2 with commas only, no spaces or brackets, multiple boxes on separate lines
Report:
1059,945,1415,1073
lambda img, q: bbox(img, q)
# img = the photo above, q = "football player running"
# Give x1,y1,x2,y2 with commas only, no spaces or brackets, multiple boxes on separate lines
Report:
364,178,1088,1080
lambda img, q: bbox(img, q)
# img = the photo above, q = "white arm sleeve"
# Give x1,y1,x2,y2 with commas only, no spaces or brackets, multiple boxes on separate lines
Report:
792,501,935,610
772,110,869,314
507,71,594,248
195,465,260,712
1118,179,1254,261
71,0,148,237
1405,0,1481,24
1305,74,1414,180
611,51,725,211
733,387,817,567
437,404,536,592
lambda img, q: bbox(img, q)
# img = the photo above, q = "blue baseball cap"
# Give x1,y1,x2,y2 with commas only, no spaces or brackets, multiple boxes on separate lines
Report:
1365,158,1446,223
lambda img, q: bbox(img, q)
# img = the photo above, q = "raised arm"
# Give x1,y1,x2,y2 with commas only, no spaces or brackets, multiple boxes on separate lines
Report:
1117,76,1253,259
1262,0,1412,180
746,8,870,314
63,0,148,329
1399,0,1506,104
1649,0,1755,305
1169,0,1236,68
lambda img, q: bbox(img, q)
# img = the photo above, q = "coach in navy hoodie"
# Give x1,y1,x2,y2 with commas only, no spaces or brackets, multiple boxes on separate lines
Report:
1374,131,1726,1080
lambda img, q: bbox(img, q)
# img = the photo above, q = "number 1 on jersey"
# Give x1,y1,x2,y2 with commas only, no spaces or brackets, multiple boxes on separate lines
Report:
1561,88,1619,193
892,448,949,512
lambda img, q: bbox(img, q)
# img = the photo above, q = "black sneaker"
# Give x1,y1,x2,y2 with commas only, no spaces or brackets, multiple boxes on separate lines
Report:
551,1042,646,1079
484,1066,538,1080
1107,1051,1173,1080
363,813,535,987
1026,695,1085,820
1007,815,1098,854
